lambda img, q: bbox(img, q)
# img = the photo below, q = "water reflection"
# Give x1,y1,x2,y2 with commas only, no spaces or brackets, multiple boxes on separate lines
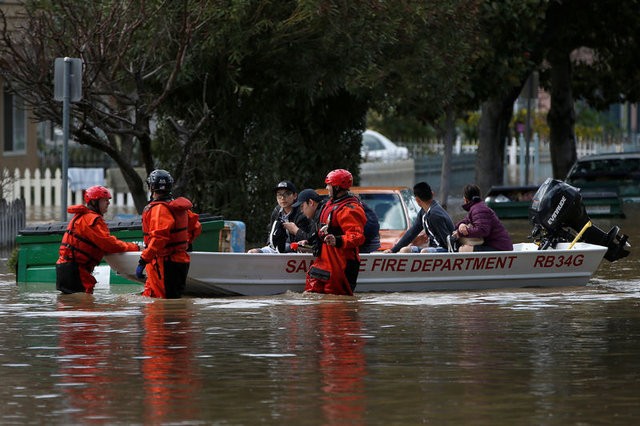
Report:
53,296,201,424
315,302,366,424
56,295,113,422
140,300,200,424
265,300,367,425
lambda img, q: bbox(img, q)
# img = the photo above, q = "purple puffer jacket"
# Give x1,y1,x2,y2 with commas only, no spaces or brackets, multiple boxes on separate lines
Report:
456,199,513,251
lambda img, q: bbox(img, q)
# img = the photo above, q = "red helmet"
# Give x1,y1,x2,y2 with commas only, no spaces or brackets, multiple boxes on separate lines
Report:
84,185,112,203
325,169,353,190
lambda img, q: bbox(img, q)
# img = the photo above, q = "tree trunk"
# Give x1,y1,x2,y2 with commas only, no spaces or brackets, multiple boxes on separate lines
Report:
439,109,455,209
75,132,149,213
476,87,520,194
547,51,577,180
121,164,148,213
111,152,148,213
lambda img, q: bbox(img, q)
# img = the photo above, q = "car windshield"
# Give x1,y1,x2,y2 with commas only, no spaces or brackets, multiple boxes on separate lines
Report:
567,158,640,181
566,156,640,199
399,188,420,223
362,133,385,151
359,193,407,230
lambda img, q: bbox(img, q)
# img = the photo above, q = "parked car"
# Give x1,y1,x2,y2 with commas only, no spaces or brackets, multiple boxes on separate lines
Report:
361,129,410,162
565,151,640,202
317,186,426,251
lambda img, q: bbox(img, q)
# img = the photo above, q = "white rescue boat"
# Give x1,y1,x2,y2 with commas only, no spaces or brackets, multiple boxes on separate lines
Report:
106,178,631,297
105,242,608,296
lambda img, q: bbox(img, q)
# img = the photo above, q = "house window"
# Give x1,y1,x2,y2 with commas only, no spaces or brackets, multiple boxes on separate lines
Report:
3,85,26,154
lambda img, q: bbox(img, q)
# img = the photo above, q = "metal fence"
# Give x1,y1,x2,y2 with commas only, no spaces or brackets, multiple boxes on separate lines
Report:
0,198,25,248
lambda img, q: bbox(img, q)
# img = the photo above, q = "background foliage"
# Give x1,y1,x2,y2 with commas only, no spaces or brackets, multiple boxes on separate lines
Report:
2,0,640,243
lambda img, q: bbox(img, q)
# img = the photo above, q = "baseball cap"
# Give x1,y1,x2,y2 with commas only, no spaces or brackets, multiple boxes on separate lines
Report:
292,188,322,207
273,180,297,193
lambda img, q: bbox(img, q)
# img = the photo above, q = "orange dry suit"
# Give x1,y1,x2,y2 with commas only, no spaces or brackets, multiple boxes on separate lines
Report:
56,204,139,294
304,194,366,295
140,196,202,299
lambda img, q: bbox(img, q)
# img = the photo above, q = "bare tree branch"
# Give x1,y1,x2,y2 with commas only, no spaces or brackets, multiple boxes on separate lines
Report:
0,0,209,212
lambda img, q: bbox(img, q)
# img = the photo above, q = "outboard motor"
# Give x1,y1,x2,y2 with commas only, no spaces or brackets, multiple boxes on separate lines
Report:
529,178,630,261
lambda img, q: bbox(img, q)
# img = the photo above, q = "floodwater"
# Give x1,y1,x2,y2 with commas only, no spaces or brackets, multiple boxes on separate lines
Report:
0,206,639,425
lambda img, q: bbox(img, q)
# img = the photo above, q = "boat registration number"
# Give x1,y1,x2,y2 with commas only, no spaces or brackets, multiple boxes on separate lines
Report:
533,254,585,268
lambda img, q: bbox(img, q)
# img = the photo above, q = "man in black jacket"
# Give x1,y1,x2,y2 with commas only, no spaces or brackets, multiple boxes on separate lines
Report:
248,180,312,253
384,182,454,253
283,188,325,241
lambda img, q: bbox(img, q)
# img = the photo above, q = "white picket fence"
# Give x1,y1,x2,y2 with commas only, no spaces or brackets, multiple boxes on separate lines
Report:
1,168,135,207
503,135,637,185
504,135,618,164
404,135,610,163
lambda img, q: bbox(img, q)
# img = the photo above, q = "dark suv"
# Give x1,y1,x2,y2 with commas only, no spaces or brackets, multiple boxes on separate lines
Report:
565,152,640,203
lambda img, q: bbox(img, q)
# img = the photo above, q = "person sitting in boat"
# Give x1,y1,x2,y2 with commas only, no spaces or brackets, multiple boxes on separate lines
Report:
56,185,140,294
304,169,367,296
384,181,454,254
453,184,513,252
283,188,326,243
137,169,202,299
247,180,312,253
286,188,380,253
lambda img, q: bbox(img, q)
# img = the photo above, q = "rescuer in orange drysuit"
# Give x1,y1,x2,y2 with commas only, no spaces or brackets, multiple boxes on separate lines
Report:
137,169,202,299
56,185,140,294
304,169,366,296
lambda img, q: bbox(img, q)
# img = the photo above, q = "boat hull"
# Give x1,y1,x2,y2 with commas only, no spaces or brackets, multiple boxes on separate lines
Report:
105,243,608,296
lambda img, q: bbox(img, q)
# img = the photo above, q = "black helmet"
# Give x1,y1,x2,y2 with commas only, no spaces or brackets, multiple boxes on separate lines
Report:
147,169,173,192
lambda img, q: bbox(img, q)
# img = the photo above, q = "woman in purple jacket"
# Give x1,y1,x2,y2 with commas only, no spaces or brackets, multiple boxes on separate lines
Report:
454,184,513,252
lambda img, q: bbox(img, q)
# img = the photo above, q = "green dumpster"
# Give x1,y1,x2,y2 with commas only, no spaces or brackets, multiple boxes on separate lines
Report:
15,215,224,285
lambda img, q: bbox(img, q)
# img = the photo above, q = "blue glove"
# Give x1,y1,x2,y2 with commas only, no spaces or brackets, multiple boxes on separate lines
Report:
135,264,145,279
135,258,147,279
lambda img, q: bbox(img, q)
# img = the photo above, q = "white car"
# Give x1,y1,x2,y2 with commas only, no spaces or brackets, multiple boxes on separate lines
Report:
361,129,410,162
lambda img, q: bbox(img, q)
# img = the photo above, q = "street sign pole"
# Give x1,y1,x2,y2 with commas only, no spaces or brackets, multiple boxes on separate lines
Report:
54,57,82,221
60,58,71,221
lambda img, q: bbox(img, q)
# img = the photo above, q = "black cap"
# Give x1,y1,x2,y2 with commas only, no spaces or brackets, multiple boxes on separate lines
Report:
292,188,322,207
273,180,297,193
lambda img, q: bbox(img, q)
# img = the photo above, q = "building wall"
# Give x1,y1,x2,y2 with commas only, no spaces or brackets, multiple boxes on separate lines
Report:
0,77,40,172
0,3,41,173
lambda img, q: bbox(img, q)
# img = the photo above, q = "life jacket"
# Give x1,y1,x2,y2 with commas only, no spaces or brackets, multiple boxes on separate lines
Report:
142,197,191,257
58,207,104,270
321,195,379,252
321,196,353,234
